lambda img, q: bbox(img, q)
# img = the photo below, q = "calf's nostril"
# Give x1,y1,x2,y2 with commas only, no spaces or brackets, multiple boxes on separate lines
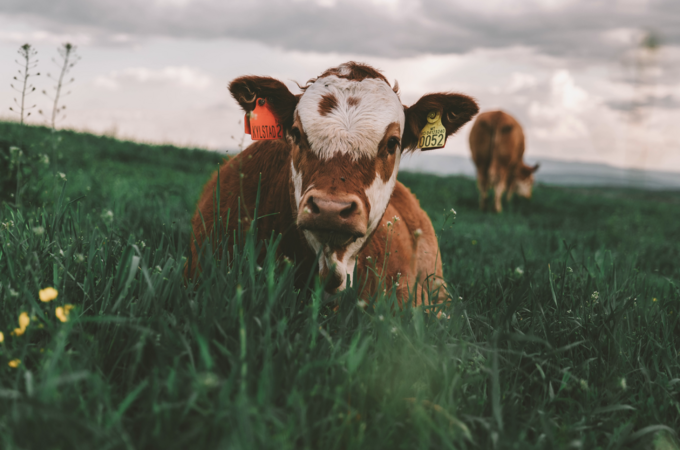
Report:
339,202,357,219
307,196,320,214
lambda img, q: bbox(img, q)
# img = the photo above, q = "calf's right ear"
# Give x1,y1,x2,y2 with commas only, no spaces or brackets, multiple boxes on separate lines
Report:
229,76,299,130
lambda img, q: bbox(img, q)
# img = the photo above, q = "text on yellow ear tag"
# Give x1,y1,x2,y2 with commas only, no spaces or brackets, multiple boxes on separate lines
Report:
418,110,446,150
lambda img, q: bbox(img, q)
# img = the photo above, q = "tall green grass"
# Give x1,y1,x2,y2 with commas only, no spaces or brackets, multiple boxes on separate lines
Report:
1,123,679,449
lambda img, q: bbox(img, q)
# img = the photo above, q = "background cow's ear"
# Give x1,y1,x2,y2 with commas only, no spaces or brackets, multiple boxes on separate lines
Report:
229,76,299,130
402,93,479,151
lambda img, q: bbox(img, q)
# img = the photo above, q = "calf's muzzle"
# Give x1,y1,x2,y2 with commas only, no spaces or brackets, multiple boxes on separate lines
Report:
297,190,367,246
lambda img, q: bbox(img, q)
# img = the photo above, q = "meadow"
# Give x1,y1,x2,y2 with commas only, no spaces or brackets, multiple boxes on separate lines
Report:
1,121,679,449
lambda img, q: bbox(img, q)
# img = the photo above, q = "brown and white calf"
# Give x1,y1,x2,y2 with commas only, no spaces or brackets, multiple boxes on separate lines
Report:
187,62,478,306
469,110,539,213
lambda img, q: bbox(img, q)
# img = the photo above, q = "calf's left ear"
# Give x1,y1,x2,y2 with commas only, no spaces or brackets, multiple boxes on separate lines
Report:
402,93,479,151
229,76,299,131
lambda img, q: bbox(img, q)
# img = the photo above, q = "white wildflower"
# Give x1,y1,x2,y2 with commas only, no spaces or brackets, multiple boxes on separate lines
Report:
32,226,45,236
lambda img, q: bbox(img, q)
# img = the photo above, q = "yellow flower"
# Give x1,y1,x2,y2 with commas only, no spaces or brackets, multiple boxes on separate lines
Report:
55,304,75,323
11,312,30,336
652,298,658,302
8,359,21,368
0,331,4,343
39,287,59,302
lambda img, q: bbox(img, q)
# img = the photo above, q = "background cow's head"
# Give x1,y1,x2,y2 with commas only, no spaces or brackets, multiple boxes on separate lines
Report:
230,62,478,292
511,162,540,199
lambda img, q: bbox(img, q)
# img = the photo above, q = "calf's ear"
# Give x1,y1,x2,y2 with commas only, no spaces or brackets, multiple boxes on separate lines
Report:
402,93,479,151
229,76,299,130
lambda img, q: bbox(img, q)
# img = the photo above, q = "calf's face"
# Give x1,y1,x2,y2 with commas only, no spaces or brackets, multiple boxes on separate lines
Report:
229,62,479,292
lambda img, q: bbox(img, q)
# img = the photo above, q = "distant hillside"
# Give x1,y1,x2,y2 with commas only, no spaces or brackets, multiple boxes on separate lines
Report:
399,153,680,190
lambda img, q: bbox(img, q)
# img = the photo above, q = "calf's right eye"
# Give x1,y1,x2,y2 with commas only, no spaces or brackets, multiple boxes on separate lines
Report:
387,137,400,154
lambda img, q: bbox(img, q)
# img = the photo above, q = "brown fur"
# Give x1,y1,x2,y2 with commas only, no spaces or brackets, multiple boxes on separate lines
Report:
311,61,390,86
347,96,361,107
318,93,338,116
469,110,539,213
356,182,447,307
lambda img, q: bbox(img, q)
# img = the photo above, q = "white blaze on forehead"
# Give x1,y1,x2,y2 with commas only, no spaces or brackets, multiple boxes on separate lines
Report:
296,75,405,160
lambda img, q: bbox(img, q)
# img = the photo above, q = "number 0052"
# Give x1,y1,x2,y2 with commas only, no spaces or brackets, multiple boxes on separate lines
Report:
419,133,444,148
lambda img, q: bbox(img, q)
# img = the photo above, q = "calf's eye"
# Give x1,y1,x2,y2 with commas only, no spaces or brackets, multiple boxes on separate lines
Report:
387,137,400,154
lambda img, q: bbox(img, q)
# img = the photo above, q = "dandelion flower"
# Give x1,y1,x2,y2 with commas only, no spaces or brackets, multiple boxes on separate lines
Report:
8,359,21,368
0,331,4,343
652,297,658,302
55,304,75,323
39,287,58,302
12,312,30,336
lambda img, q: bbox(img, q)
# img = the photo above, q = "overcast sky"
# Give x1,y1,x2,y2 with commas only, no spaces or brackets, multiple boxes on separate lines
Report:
1,0,679,172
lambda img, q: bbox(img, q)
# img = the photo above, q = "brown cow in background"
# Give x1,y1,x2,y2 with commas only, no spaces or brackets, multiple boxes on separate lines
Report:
469,110,539,213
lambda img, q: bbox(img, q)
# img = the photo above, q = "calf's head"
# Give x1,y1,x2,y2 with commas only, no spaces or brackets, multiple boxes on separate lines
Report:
229,62,478,292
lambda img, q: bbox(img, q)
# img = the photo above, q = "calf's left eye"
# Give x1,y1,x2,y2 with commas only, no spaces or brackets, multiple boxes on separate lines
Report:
387,137,400,154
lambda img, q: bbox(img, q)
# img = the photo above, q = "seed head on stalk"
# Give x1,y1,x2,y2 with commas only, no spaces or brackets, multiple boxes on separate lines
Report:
40,42,81,130
9,43,40,125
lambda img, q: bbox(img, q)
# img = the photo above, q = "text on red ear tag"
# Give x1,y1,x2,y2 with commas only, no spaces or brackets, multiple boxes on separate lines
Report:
249,98,283,140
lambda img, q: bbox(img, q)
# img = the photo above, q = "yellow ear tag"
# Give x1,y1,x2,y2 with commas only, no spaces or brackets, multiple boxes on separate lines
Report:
418,110,447,150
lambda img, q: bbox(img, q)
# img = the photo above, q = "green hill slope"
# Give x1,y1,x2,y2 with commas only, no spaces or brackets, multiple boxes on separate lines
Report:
1,122,679,449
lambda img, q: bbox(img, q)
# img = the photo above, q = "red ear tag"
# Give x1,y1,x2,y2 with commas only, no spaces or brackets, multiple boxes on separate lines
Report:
249,98,283,140
244,113,251,134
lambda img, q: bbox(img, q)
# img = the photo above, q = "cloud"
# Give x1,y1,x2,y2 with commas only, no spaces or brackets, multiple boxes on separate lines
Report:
1,0,679,61
93,66,212,90
528,70,597,139
607,94,680,111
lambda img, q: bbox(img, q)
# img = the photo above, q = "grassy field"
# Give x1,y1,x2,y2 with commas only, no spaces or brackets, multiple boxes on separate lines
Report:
1,122,679,449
